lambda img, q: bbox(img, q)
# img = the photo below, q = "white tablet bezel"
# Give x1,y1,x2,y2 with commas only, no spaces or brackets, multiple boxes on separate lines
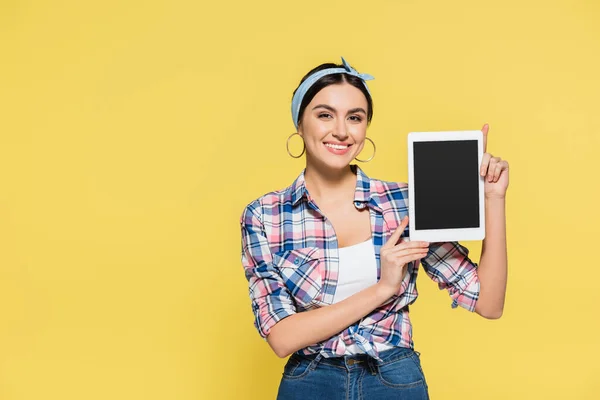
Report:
407,130,486,242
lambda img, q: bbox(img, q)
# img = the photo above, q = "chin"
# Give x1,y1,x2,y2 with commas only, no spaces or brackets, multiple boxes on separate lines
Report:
307,147,356,171
319,156,354,171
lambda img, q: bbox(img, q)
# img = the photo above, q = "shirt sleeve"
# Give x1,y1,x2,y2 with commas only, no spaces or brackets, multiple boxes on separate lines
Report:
240,201,297,339
420,241,480,312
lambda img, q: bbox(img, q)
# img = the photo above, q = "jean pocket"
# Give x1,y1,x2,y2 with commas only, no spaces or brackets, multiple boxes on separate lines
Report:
273,247,324,308
376,353,425,389
282,355,313,380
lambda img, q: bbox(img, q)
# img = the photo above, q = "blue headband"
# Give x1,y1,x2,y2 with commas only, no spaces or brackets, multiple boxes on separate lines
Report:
291,57,374,129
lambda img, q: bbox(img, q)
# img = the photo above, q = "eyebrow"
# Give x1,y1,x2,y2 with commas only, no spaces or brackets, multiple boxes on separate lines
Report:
312,104,367,115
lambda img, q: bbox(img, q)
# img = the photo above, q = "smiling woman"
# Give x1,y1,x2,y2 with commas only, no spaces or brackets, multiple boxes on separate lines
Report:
239,57,509,400
286,60,375,169
299,83,369,168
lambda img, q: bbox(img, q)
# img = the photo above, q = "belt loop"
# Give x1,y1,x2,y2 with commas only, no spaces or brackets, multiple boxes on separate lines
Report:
308,353,323,371
366,357,378,376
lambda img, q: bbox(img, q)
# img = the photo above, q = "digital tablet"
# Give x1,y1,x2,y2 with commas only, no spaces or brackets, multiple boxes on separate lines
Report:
407,130,486,242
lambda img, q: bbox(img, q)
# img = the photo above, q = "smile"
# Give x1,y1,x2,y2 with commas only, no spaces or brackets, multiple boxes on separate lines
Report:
323,142,352,155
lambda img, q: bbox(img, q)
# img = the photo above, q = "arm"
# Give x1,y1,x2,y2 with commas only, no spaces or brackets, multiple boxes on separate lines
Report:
268,284,393,358
270,218,430,358
423,190,508,320
474,123,510,319
419,124,509,320
241,203,394,358
420,240,481,314
242,207,425,358
474,197,507,319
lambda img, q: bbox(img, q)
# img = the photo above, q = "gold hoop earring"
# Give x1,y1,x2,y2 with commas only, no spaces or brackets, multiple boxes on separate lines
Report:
355,137,376,162
286,132,305,158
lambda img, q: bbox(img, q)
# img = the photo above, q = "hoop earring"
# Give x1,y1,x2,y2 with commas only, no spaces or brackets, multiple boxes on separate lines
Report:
286,132,305,158
355,137,376,162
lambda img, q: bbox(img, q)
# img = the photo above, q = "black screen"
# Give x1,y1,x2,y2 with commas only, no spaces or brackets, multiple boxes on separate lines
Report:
413,140,480,230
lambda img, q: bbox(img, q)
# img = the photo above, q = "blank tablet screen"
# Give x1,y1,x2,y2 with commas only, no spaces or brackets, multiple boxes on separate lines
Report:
413,140,480,230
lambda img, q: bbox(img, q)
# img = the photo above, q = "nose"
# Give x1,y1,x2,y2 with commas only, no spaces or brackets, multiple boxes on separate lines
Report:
332,118,349,141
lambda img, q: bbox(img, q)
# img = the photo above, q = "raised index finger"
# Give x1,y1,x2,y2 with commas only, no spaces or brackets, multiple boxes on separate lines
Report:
382,216,409,250
482,123,489,153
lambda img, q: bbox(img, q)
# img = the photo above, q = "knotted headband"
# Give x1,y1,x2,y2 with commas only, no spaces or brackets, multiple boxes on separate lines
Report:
291,57,374,129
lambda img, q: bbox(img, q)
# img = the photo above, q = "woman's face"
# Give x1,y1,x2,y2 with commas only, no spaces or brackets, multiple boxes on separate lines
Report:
298,82,369,171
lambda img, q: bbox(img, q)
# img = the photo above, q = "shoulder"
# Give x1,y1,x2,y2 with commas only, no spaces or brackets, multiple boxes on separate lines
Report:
240,184,293,224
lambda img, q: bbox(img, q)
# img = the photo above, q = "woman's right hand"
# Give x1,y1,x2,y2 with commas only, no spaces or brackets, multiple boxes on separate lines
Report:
378,216,430,298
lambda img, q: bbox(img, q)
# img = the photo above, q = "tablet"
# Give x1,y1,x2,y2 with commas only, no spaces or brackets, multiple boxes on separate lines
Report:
407,130,486,242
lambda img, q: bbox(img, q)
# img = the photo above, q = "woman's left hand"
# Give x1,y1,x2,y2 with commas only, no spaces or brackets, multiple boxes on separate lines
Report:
480,124,510,199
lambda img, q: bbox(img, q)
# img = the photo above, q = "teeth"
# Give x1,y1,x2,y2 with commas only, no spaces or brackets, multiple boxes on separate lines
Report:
325,143,349,150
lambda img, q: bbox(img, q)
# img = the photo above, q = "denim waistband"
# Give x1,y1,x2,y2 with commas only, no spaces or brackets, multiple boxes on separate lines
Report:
292,346,418,368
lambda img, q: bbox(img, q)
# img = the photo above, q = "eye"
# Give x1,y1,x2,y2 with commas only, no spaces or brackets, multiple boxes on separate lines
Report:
349,115,363,122
318,113,333,119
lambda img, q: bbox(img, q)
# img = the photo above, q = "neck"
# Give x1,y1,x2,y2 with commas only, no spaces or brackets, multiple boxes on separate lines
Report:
304,164,357,205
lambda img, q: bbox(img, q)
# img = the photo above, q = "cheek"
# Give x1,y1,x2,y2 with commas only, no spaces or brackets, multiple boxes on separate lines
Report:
354,140,366,154
350,126,367,140
302,119,329,139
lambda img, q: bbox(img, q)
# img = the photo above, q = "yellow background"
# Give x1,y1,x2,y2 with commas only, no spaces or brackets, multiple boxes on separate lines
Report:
1,0,598,399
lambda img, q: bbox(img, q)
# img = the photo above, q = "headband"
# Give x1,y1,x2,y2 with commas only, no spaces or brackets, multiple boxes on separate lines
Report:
291,56,374,129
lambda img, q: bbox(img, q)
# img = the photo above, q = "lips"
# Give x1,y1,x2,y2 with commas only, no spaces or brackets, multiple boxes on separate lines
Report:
323,142,352,155
324,143,350,150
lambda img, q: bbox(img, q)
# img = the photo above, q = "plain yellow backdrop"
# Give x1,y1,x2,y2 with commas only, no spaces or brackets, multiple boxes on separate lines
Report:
1,0,599,399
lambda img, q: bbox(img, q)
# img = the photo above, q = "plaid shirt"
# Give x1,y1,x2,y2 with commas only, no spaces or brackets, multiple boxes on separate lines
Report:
240,165,480,361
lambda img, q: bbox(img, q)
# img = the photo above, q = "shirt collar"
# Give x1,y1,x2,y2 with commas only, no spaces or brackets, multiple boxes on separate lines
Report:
289,170,308,206
288,165,378,209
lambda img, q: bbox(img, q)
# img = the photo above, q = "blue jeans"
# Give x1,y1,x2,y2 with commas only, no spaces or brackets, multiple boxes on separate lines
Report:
277,346,430,400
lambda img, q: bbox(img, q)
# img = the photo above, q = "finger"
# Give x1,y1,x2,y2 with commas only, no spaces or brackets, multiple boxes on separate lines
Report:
393,247,431,260
382,216,409,250
481,123,489,153
397,251,430,265
383,252,428,269
492,160,503,181
384,246,430,262
480,153,492,177
487,157,501,182
387,247,430,261
389,240,430,253
493,160,508,182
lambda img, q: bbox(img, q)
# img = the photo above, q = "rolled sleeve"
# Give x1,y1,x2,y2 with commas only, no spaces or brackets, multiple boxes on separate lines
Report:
420,241,480,312
240,202,297,339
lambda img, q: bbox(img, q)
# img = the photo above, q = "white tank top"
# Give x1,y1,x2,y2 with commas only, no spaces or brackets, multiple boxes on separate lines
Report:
332,239,393,355
333,239,378,303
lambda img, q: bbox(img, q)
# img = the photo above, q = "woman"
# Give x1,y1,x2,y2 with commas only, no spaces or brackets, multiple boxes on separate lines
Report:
240,57,509,399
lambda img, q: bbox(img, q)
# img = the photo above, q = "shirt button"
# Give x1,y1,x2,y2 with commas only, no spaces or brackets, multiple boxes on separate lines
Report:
294,259,300,265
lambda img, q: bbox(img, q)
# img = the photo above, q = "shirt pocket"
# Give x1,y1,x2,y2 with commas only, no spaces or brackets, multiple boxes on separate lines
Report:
272,247,324,309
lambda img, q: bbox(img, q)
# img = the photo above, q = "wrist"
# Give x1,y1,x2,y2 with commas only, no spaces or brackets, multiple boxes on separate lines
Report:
374,282,396,303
